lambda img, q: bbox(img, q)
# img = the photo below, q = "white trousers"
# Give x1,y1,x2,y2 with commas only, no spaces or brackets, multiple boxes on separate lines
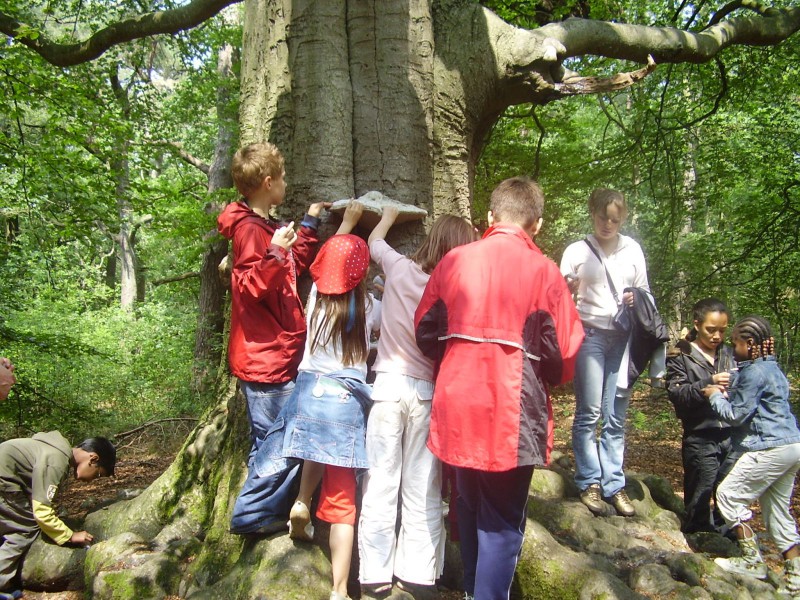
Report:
716,442,800,553
358,373,445,585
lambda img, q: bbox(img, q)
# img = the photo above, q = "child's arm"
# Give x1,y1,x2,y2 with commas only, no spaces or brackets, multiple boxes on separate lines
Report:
293,202,330,275
336,200,364,235
368,206,399,245
703,369,761,426
31,462,75,545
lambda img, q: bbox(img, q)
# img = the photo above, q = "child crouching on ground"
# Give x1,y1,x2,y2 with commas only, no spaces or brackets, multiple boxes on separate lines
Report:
0,433,116,599
703,315,800,596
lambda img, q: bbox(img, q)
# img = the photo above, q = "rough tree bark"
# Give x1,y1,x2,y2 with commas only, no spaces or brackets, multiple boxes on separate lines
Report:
7,0,800,597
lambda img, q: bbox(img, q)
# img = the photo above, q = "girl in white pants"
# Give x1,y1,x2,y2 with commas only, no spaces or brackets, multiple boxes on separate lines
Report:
358,208,476,598
704,315,800,595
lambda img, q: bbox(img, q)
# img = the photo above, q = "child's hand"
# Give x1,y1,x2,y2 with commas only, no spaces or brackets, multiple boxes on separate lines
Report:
368,206,399,244
273,222,298,250
0,360,15,400
70,530,94,545
381,206,399,224
342,201,364,227
713,372,731,388
308,202,332,218
702,384,725,399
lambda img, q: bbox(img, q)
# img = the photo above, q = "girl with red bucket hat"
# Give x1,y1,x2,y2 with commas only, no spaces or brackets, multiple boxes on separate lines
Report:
253,210,380,600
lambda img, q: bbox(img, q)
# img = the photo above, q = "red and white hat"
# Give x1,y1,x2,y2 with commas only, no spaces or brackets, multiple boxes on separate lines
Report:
310,234,370,295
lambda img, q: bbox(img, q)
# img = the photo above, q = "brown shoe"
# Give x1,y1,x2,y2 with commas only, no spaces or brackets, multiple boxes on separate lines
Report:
611,489,635,517
579,483,605,515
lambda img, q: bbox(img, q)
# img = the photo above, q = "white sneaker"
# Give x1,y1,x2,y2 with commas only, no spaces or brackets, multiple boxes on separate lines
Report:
714,555,768,580
288,500,314,542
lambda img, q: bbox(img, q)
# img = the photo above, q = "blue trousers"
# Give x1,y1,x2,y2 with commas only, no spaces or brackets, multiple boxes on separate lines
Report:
572,327,629,496
230,379,299,534
455,465,534,600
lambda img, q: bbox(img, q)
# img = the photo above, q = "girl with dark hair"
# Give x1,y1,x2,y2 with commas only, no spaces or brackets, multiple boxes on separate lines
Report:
703,315,800,594
666,298,739,534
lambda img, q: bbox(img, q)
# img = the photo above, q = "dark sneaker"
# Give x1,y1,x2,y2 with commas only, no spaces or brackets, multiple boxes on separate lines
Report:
611,489,636,517
579,483,605,515
0,590,22,600
361,582,392,599
396,580,437,600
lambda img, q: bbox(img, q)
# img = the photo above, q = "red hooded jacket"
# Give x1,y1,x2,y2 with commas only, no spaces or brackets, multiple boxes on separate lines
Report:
414,224,584,471
217,201,320,383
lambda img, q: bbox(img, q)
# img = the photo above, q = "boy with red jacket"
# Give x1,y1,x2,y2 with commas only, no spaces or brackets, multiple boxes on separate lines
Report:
218,142,328,534
415,177,583,600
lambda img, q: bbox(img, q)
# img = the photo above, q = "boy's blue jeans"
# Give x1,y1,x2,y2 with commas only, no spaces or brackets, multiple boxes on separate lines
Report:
240,379,295,462
230,379,299,534
572,327,629,496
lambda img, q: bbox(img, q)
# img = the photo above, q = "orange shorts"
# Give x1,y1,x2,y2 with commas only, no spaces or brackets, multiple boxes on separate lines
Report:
315,465,357,525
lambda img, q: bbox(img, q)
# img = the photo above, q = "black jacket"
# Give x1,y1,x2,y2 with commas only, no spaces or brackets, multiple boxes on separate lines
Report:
619,287,670,388
666,338,733,433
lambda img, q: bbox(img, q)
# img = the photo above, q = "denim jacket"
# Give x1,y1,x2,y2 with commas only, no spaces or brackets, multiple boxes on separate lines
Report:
709,356,800,451
254,368,372,477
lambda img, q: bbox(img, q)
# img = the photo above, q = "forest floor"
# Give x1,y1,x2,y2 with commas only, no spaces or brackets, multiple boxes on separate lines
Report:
22,384,800,599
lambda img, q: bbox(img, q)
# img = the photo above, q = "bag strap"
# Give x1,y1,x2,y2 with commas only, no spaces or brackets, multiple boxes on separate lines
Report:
584,238,621,305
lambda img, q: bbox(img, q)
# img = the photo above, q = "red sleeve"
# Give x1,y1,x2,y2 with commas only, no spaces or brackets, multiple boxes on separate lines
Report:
291,219,321,276
549,271,584,384
232,223,292,300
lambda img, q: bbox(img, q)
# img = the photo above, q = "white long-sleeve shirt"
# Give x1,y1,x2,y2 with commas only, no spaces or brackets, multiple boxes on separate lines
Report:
560,234,649,330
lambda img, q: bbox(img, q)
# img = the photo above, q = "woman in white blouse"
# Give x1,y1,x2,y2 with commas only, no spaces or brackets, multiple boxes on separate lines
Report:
560,188,650,518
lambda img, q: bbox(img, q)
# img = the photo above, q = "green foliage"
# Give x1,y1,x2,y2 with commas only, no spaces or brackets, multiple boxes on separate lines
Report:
0,2,240,440
475,21,800,373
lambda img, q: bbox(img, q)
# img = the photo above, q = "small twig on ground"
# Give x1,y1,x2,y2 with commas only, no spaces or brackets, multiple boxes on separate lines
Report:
115,417,198,441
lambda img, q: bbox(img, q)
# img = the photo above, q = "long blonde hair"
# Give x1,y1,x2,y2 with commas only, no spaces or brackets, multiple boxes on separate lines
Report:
309,280,370,366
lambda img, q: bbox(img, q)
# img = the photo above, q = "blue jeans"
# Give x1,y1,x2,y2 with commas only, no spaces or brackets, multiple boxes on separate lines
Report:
240,379,295,462
230,379,299,535
572,327,629,496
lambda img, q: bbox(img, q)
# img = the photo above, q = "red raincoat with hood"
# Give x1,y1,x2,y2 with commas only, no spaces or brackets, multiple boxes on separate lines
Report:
218,200,320,383
414,224,584,471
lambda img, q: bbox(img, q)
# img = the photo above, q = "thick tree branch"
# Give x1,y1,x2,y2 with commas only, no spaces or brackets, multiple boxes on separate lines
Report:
539,6,800,64
152,141,211,174
0,0,240,67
